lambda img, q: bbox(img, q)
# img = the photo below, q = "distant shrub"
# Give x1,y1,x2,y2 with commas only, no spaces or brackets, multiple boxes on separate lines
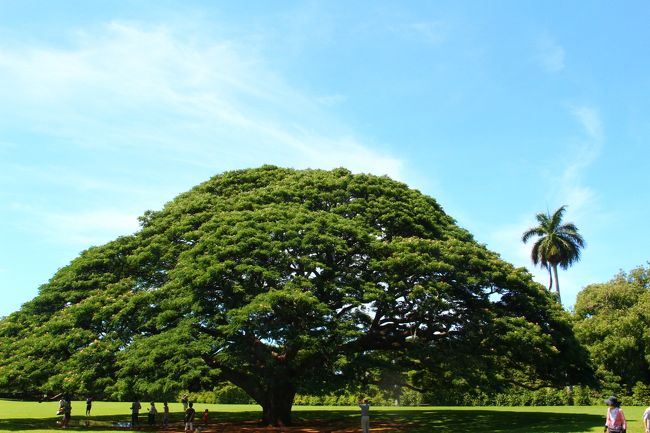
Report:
630,382,650,406
180,382,254,405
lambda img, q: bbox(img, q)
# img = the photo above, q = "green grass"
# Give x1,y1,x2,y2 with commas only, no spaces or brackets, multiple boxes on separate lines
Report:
0,400,644,433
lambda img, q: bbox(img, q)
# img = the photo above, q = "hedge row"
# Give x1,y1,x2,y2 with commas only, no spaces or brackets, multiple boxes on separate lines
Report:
182,383,650,407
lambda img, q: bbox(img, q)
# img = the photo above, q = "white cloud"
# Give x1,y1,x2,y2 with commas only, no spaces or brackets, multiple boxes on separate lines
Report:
571,105,604,142
43,209,140,246
5,163,153,195
536,35,565,73
552,105,604,216
0,21,402,177
0,19,409,294
5,198,140,246
488,221,535,264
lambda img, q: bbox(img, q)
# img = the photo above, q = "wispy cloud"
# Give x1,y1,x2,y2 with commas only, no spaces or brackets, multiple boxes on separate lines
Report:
487,220,541,267
0,20,408,261
13,206,141,247
4,163,154,195
409,21,448,45
554,105,604,217
47,209,141,245
571,105,604,142
482,104,605,306
535,35,565,73
0,21,402,178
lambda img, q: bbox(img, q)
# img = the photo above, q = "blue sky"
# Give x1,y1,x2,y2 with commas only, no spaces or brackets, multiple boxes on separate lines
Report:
1,1,648,316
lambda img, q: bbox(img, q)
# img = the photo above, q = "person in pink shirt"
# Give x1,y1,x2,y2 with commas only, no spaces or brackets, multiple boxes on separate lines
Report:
604,396,626,433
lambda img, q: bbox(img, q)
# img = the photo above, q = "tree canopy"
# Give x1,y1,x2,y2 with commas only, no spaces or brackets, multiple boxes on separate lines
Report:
573,264,650,395
0,166,593,424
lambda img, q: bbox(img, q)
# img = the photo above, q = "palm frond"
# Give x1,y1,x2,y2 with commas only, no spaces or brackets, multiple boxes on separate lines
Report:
521,204,584,297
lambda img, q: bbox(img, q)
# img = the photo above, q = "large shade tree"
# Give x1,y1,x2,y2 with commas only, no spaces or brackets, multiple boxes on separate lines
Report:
0,167,592,425
522,205,585,303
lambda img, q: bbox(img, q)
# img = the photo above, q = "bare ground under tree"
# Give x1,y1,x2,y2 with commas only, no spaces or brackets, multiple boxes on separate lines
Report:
112,419,404,433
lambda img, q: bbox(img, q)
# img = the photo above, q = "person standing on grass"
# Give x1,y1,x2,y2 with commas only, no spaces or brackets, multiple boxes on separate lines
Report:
130,399,141,427
57,395,66,422
59,394,71,428
643,403,650,433
202,408,209,427
85,397,92,417
604,396,627,433
148,402,157,425
358,398,370,433
185,401,196,432
162,402,170,427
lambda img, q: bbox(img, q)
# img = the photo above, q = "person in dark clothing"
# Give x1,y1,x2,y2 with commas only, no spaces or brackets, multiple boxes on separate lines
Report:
130,400,141,427
85,397,92,417
184,402,196,432
148,402,157,425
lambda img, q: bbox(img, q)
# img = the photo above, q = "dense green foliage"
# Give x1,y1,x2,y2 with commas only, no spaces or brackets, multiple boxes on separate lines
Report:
573,264,650,397
0,166,593,424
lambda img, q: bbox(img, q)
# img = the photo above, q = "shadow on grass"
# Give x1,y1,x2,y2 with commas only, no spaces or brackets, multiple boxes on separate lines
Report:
388,409,601,433
0,409,603,432
294,409,603,433
0,411,262,431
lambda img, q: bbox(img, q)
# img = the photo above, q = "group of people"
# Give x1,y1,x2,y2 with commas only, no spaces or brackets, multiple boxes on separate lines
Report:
182,395,211,432
129,400,171,427
130,395,209,431
55,393,209,430
180,395,210,432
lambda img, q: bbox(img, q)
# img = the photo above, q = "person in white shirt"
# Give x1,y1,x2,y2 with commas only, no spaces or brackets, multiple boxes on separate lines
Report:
643,403,650,433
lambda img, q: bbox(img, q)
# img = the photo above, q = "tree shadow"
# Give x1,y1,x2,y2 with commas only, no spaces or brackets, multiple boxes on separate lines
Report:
0,411,262,431
372,409,603,433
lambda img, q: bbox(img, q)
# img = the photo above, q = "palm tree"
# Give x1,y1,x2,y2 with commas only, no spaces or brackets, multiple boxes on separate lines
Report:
521,205,585,303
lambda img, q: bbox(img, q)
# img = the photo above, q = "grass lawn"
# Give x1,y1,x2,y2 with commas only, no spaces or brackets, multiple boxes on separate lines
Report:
0,400,644,433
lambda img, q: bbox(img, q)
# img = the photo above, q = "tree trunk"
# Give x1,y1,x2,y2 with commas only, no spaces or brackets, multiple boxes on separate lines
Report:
552,264,561,304
259,384,296,426
224,368,297,426
547,267,553,291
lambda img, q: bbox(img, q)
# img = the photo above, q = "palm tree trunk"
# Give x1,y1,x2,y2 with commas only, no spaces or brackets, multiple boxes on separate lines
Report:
547,267,553,291
552,264,561,303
